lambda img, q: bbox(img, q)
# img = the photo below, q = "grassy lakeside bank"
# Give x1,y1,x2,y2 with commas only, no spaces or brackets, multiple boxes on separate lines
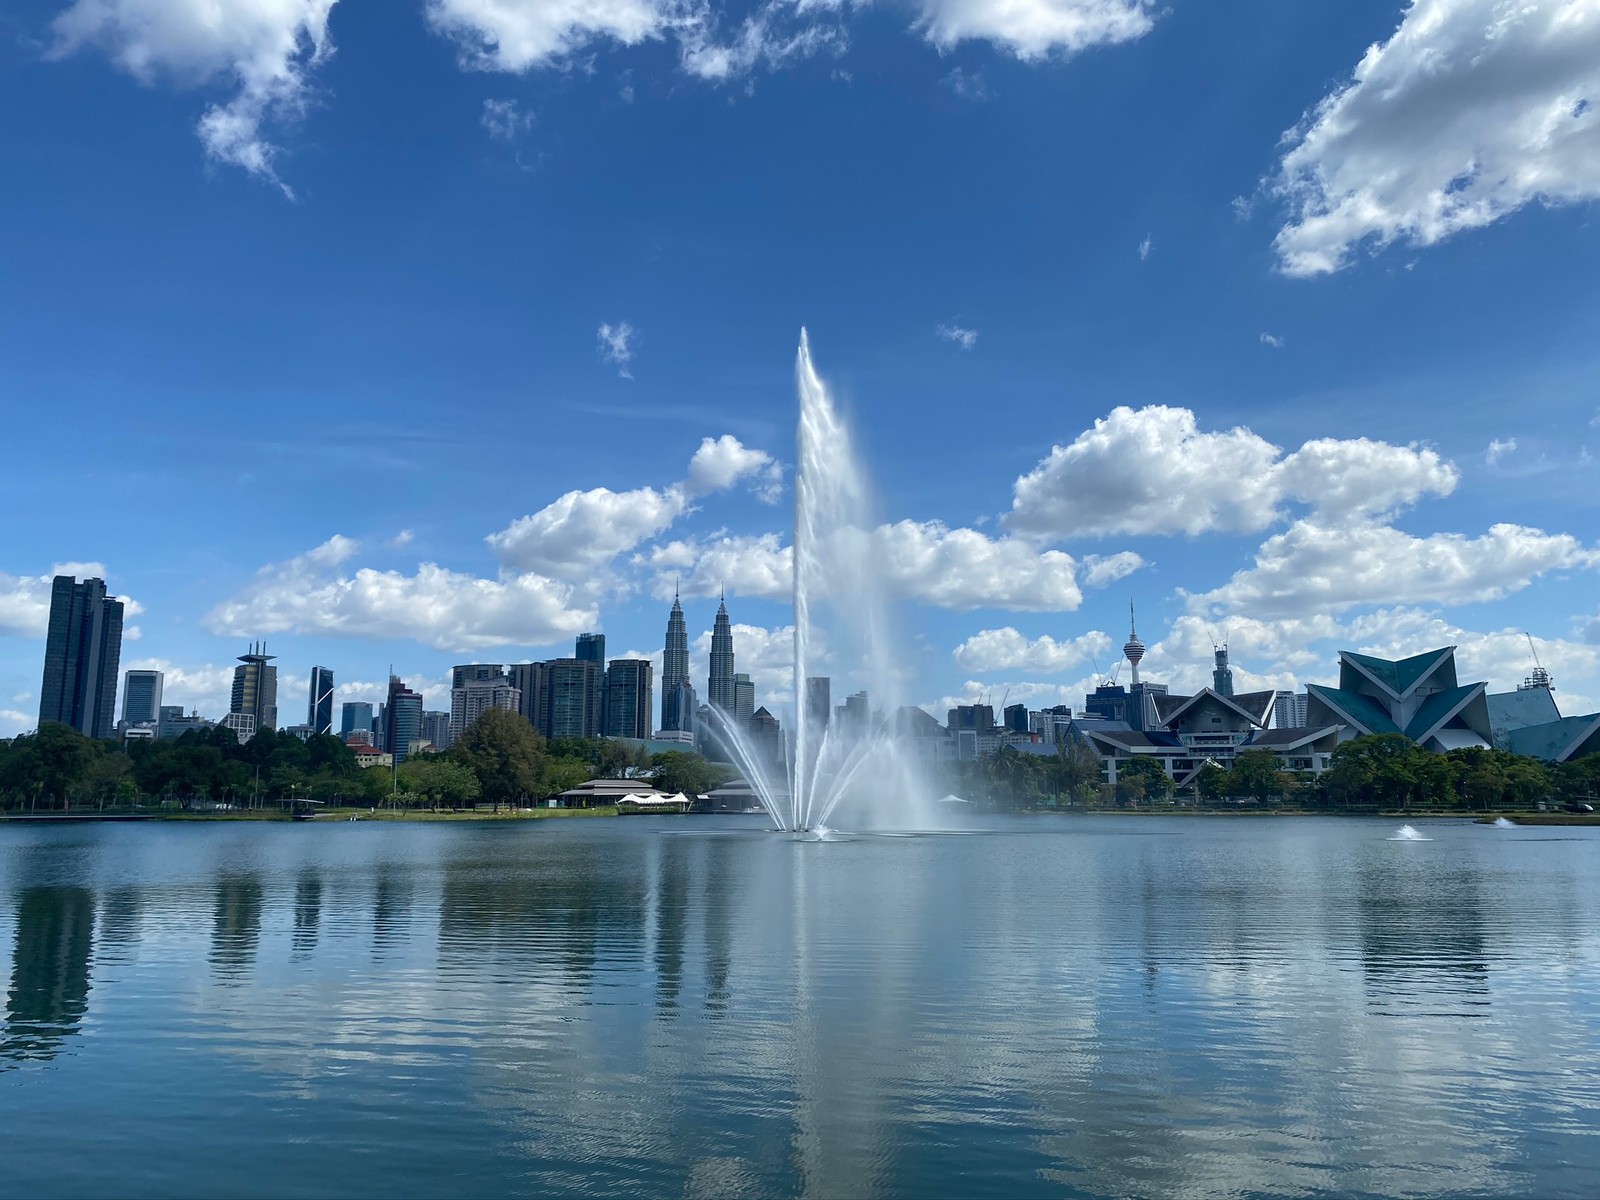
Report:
1054,807,1600,824
1,806,622,824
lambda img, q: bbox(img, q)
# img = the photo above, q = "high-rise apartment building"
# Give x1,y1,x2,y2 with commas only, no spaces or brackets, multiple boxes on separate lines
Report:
544,658,602,739
421,710,452,751
386,676,424,765
38,575,125,739
661,592,690,731
576,633,605,664
122,669,164,727
733,673,754,728
605,658,654,740
1274,690,1308,729
451,676,520,740
1003,702,1029,733
509,662,549,732
308,666,334,735
230,643,278,737
451,663,505,689
708,596,735,712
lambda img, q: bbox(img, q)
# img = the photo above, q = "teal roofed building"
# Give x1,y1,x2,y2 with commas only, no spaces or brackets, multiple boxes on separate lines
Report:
1306,647,1493,752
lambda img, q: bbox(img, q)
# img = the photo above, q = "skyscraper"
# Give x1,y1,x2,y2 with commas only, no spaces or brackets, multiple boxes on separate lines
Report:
230,643,278,736
605,658,654,740
122,669,164,727
421,710,452,751
1212,644,1234,697
733,673,754,729
386,675,424,765
341,701,374,739
450,676,520,740
661,590,690,731
805,677,831,730
38,575,125,740
308,666,334,735
576,633,605,664
451,663,505,689
708,594,735,713
509,662,549,732
544,658,602,739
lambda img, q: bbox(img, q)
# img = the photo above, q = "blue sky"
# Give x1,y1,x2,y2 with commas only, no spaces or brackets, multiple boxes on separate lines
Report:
2,0,1598,734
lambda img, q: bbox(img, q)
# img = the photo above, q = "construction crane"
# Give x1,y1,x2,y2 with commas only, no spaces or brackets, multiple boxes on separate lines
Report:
1520,633,1553,691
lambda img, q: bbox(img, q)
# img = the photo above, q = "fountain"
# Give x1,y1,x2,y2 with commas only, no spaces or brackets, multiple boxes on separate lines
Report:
1388,824,1431,841
708,331,932,833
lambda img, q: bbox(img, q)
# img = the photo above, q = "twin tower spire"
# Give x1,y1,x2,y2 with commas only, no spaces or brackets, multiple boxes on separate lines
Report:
660,584,734,731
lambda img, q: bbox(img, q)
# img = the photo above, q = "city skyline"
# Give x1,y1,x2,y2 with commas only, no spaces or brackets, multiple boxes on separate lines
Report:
2,1,1599,737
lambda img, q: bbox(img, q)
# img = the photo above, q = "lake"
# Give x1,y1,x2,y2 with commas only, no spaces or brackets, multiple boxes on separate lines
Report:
2,814,1597,1198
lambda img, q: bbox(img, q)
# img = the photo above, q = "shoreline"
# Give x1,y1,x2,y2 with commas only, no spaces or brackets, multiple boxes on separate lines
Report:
0,806,622,824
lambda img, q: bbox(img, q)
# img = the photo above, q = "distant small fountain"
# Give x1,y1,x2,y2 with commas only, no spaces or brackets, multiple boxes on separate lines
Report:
1388,824,1431,842
709,331,931,833
1492,817,1517,829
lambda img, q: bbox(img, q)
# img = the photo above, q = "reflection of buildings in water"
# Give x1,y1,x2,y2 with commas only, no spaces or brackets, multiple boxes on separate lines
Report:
372,865,414,958
210,873,264,983
701,838,737,1015
653,837,690,1015
292,871,322,959
1356,861,1490,1012
96,886,143,964
3,887,95,1065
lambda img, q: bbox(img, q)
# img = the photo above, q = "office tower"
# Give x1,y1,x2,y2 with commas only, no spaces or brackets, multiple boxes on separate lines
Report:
1212,644,1234,697
543,658,602,739
750,706,783,764
576,634,605,665
733,673,754,728
308,666,334,735
230,643,278,736
341,701,374,739
670,681,698,740
1003,702,1029,733
1274,690,1308,729
605,659,654,740
122,669,164,727
421,710,452,751
386,676,424,765
708,595,735,712
450,676,520,740
38,575,125,740
947,704,996,732
661,591,690,731
451,663,506,690
374,702,387,751
509,662,550,733
220,712,257,743
805,677,831,730
843,691,870,734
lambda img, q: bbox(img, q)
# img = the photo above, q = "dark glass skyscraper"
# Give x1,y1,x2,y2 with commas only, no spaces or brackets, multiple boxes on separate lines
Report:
121,669,163,727
386,675,424,765
38,575,124,740
605,659,653,740
308,667,334,735
341,701,374,739
708,595,735,713
575,633,605,664
661,591,690,732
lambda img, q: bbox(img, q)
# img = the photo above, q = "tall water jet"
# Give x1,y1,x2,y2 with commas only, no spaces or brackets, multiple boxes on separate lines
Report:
709,331,931,832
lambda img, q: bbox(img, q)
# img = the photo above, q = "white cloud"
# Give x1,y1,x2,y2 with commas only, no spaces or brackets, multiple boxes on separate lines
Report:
953,628,1111,674
1080,551,1143,588
51,0,337,196
1260,331,1284,348
1006,406,1458,538
1138,234,1153,261
937,323,979,350
677,2,843,81
687,434,782,501
426,0,669,72
915,0,1155,59
1486,437,1518,465
205,537,595,652
942,66,991,100
690,622,796,706
388,529,415,549
1270,0,1600,276
481,97,534,139
597,320,636,377
0,563,138,638
121,657,240,717
1188,520,1600,621
651,522,1085,612
488,486,689,575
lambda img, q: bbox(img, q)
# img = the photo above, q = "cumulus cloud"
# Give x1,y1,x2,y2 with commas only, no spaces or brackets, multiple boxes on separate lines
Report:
51,0,337,195
687,434,782,501
1080,551,1143,588
690,622,796,706
597,320,636,377
916,0,1155,59
1188,520,1600,621
120,657,240,717
205,536,595,652
1005,406,1458,538
489,486,689,575
953,628,1111,674
426,0,668,71
937,323,979,350
650,522,1085,611
1269,0,1600,276
0,563,137,638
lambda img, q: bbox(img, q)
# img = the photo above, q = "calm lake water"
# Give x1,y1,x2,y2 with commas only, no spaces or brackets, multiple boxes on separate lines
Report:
2,814,1598,1199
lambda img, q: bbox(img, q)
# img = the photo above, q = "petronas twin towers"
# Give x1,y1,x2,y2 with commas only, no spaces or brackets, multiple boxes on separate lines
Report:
659,589,736,734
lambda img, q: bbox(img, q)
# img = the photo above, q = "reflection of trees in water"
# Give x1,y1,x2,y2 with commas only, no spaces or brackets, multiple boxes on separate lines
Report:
437,842,646,993
3,887,95,1065
1357,861,1490,1012
210,873,263,983
292,870,322,959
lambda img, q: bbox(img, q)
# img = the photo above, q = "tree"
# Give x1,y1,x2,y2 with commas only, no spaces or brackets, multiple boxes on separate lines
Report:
650,751,734,797
1051,737,1104,807
1195,762,1230,804
398,759,481,810
1116,755,1172,805
450,708,547,809
1227,750,1289,804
